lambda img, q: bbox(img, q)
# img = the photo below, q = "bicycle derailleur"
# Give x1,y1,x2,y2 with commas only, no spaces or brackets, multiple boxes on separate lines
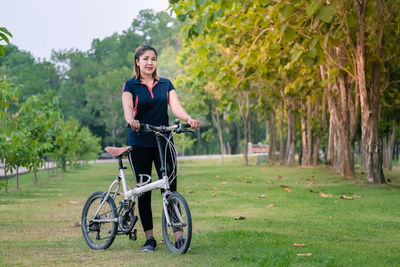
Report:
117,199,138,241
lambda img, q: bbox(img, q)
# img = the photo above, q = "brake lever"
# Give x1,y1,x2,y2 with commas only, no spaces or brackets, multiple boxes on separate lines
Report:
126,123,151,133
186,130,196,135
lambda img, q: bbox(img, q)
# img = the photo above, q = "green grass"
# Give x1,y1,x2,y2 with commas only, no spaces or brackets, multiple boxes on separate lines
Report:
1,157,400,266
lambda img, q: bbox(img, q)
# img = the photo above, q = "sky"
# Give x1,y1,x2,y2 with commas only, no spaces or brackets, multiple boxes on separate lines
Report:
1,0,170,60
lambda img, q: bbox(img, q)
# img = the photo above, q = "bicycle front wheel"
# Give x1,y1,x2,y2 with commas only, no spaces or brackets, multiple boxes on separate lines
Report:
162,192,192,254
81,191,118,250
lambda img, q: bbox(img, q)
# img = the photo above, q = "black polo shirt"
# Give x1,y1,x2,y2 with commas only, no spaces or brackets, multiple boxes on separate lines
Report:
122,76,175,147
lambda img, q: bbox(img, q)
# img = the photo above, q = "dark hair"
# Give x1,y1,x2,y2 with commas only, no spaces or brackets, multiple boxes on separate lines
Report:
133,45,159,80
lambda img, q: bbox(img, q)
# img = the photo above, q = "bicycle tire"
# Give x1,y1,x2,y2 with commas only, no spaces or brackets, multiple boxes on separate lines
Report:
162,192,192,254
81,191,118,250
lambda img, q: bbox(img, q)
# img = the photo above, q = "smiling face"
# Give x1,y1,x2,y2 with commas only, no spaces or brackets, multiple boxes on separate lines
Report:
136,50,157,78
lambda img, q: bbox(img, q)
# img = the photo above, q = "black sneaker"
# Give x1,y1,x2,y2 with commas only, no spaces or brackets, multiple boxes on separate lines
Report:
175,236,185,249
141,236,157,252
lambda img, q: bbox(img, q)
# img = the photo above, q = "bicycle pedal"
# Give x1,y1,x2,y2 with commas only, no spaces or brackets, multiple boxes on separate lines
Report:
129,229,137,241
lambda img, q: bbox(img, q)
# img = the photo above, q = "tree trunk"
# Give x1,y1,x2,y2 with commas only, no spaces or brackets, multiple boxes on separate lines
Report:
301,96,313,166
16,167,19,190
382,136,388,169
301,101,310,166
306,96,313,164
34,170,38,184
268,110,277,162
322,42,356,178
237,91,250,165
312,93,326,166
224,114,231,155
354,0,385,183
236,122,241,154
5,159,8,195
337,64,355,177
47,161,50,179
211,107,225,167
196,127,201,155
326,112,334,165
286,99,297,165
388,119,397,170
279,98,286,165
285,97,293,164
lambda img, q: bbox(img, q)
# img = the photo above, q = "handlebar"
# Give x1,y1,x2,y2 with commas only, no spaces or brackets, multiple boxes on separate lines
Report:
126,122,192,134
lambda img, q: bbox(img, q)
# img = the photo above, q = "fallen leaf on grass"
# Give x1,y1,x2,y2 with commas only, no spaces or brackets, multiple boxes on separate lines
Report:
310,190,319,193
266,180,274,184
341,194,363,200
389,188,398,191
341,195,354,200
284,187,292,193
234,216,246,220
319,192,332,198
267,204,275,208
212,194,217,197
216,175,220,178
293,243,305,247
297,253,312,257
159,240,165,244
72,221,81,227
277,175,283,179
212,187,217,191
187,190,194,194
69,201,79,204
259,194,267,198
221,181,228,184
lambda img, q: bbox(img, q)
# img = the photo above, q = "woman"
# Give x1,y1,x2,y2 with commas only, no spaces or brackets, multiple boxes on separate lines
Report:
122,45,200,252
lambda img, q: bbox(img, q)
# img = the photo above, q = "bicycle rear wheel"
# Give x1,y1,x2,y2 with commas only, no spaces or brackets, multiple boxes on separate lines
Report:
162,192,192,254
81,191,118,250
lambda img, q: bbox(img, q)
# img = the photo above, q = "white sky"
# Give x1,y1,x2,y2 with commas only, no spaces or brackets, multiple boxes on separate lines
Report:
1,0,170,60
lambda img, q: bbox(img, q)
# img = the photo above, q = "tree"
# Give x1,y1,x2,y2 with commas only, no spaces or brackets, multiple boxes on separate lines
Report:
0,27,12,56
17,90,63,184
0,45,60,102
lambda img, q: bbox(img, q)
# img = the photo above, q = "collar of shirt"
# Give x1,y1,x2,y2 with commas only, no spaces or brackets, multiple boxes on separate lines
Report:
131,76,169,85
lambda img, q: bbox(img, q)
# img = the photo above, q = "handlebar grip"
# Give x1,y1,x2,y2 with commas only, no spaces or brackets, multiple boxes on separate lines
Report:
181,123,191,128
126,123,147,129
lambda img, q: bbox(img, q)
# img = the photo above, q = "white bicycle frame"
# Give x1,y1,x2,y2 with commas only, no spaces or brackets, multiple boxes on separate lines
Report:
91,123,185,226
91,166,173,225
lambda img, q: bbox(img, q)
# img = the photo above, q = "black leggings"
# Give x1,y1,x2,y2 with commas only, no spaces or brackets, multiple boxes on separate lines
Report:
128,146,176,232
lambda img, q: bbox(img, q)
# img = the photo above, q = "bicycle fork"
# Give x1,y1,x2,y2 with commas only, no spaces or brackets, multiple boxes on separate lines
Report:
91,176,121,223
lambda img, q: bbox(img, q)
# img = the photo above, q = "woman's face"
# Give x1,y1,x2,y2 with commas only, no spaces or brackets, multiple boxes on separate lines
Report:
137,50,157,77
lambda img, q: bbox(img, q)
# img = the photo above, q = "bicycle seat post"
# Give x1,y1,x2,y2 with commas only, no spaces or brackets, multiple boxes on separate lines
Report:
118,156,125,170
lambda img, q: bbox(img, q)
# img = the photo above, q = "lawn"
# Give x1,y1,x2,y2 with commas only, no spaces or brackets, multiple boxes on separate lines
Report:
1,157,400,266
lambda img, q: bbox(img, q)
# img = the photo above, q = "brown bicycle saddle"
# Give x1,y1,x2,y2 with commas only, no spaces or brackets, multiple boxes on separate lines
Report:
104,146,133,157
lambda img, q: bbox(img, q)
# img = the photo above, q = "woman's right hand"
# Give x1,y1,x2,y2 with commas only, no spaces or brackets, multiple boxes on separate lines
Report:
128,119,140,131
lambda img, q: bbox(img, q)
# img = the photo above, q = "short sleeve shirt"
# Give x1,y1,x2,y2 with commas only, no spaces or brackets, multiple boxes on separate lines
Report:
122,76,175,147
